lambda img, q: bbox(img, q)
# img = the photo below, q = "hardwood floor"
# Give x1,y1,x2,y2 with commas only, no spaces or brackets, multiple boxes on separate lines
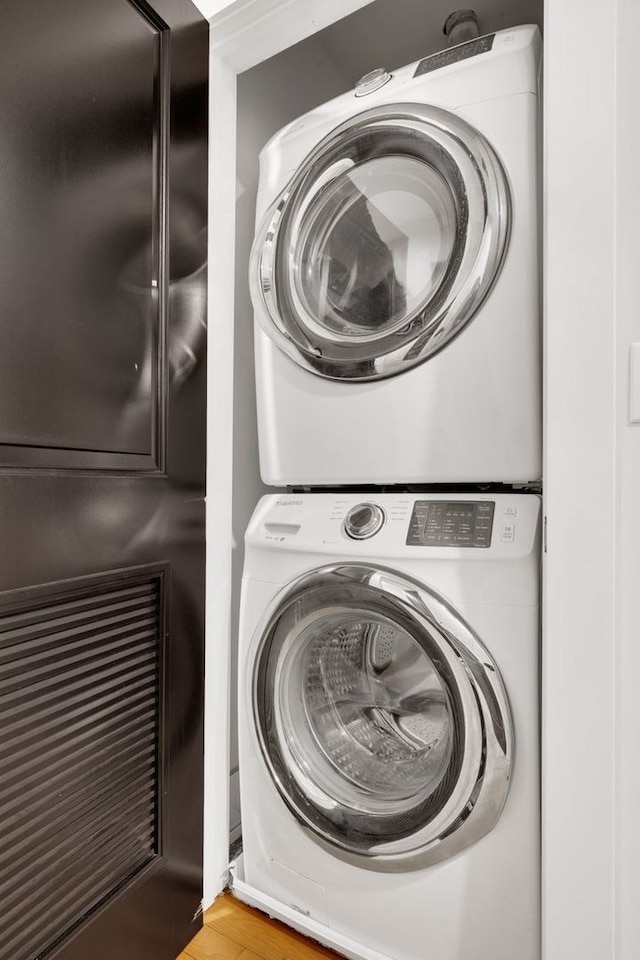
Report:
179,891,343,960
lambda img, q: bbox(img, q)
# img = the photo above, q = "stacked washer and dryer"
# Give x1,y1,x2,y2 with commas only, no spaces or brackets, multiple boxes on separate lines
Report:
238,24,542,960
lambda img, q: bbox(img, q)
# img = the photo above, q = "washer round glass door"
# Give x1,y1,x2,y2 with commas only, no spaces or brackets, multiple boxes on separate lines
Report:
250,103,510,381
252,564,513,871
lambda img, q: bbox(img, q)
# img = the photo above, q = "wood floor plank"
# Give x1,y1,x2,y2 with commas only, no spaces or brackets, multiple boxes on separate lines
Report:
204,891,246,926
183,923,246,960
200,892,342,960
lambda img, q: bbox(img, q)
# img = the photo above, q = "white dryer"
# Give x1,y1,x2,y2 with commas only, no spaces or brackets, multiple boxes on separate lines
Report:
237,493,540,960
250,25,541,486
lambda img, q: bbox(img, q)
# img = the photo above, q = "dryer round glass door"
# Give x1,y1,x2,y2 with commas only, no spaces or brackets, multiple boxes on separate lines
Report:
252,564,513,871
250,103,510,381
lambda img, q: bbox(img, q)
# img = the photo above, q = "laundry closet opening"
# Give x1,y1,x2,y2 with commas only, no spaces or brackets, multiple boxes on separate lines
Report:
229,0,544,852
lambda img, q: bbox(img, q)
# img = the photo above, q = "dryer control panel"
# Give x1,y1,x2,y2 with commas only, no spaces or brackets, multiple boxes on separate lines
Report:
413,33,495,78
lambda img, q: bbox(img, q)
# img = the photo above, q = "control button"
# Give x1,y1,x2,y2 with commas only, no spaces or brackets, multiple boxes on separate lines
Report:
344,502,386,540
355,67,392,97
504,506,517,517
501,523,516,543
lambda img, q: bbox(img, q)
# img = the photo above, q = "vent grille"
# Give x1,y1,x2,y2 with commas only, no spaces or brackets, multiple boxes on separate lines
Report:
0,574,163,960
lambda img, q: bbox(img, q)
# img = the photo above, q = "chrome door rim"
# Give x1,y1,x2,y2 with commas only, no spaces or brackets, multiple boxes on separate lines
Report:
251,564,513,872
250,103,511,382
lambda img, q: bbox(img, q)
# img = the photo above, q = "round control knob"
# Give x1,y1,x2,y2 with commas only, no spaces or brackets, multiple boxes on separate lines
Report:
354,67,392,98
343,502,386,540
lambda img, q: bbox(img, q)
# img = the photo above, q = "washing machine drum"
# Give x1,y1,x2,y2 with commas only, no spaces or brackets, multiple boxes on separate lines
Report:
253,565,513,872
250,103,510,382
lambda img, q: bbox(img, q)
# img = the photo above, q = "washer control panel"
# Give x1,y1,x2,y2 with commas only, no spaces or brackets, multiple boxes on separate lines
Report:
406,500,495,548
250,494,538,558
343,502,386,540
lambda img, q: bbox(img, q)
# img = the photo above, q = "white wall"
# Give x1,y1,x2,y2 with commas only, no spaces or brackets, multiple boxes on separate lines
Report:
543,0,617,956
615,0,640,955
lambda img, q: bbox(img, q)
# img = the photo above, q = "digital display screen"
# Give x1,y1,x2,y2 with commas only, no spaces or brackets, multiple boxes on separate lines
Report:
414,34,495,78
406,501,494,548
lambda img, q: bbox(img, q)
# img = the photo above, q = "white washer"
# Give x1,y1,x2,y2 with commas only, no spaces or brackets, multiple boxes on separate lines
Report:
250,25,541,486
238,493,540,960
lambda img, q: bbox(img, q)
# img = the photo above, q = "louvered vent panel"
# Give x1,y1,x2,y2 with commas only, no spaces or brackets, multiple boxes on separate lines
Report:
0,575,163,960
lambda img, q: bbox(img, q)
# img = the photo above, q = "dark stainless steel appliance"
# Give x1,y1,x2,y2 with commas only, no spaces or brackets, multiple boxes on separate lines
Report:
0,2,208,958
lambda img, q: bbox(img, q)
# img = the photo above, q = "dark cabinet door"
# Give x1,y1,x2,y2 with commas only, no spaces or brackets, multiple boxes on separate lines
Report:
0,2,208,959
